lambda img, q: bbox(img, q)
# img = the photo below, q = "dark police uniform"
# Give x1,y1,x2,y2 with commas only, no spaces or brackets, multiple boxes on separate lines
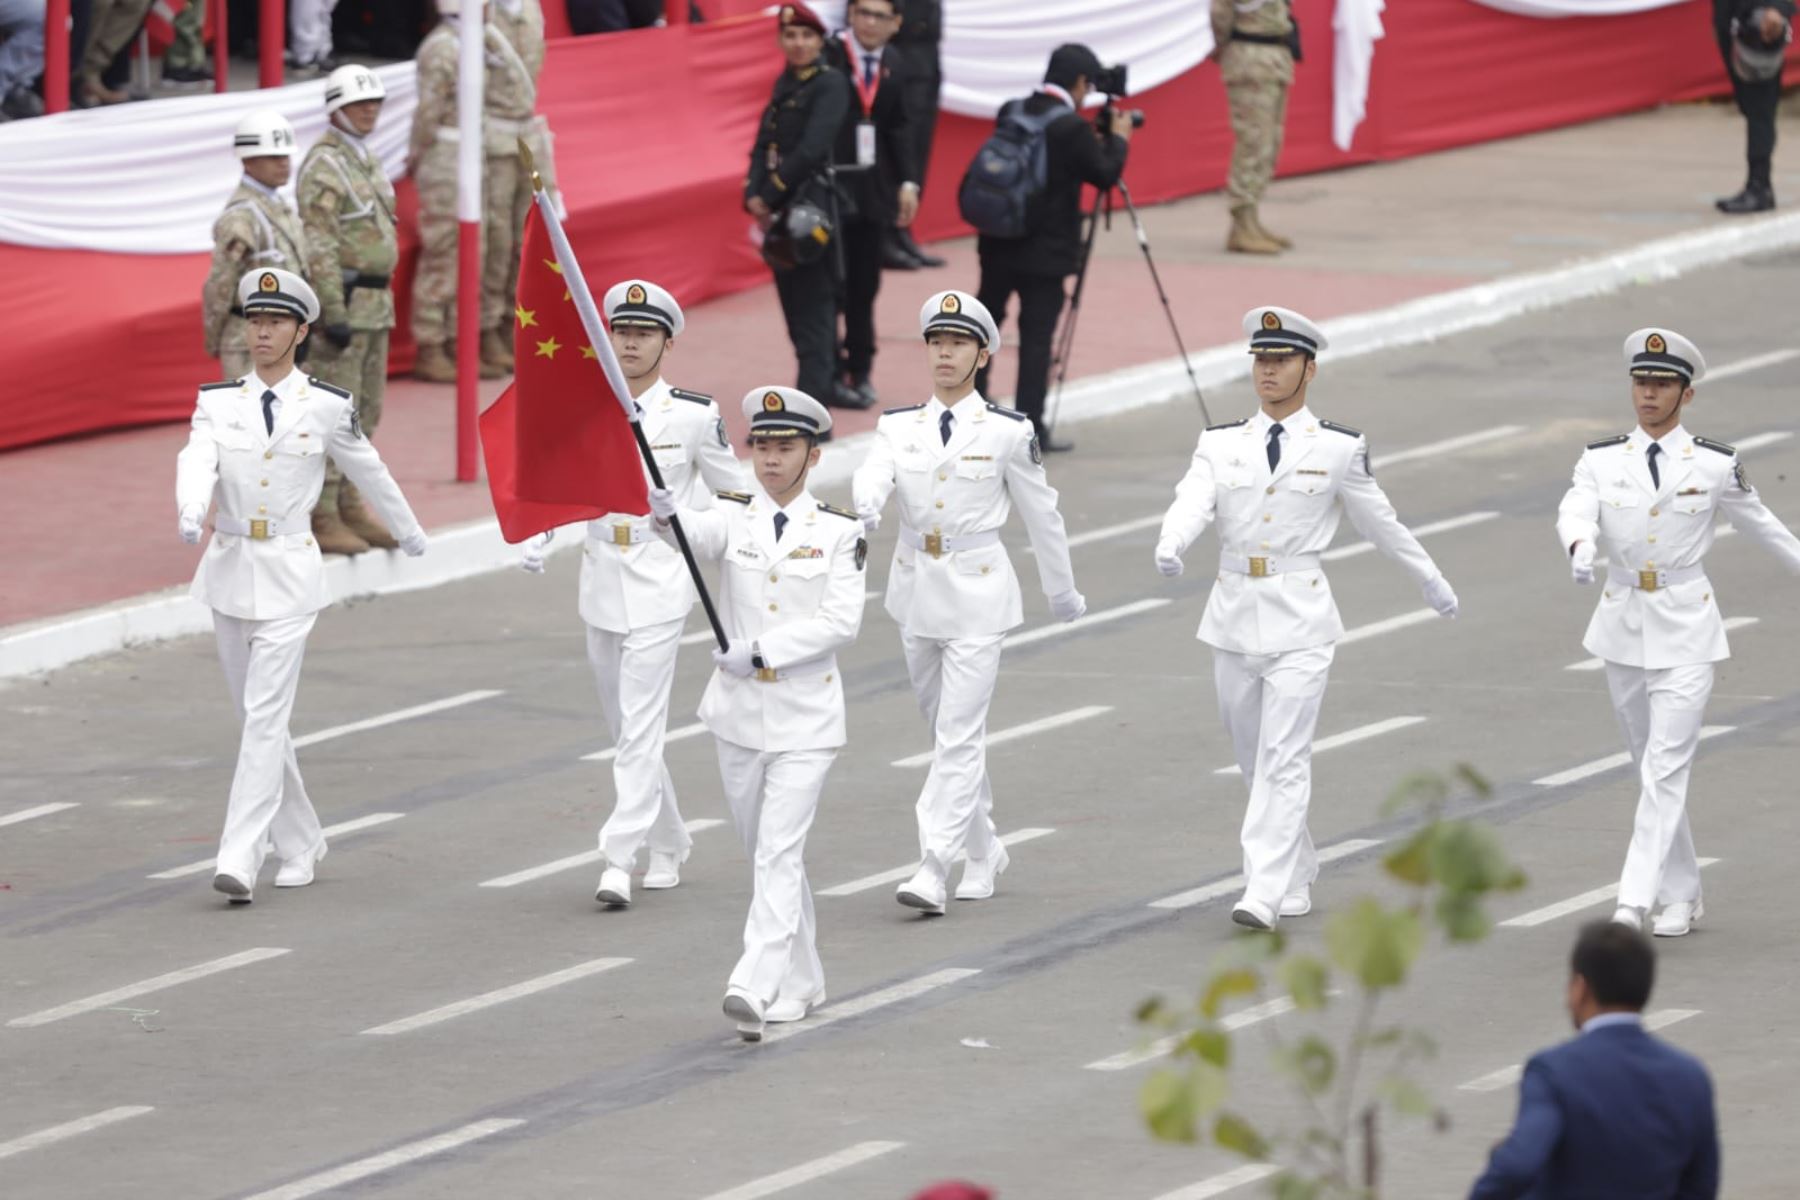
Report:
1712,0,1794,212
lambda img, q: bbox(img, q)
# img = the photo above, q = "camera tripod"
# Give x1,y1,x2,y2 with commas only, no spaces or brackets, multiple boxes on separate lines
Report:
1045,179,1212,436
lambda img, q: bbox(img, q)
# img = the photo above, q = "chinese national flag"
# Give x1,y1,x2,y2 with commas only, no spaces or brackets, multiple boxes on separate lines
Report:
479,204,649,543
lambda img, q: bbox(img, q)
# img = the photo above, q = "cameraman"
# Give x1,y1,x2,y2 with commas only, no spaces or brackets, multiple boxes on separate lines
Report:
974,43,1132,454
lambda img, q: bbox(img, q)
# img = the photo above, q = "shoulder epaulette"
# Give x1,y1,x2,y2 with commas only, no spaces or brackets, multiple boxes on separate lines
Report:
199,380,240,391
1319,420,1362,438
1205,418,1248,432
986,403,1030,421
308,377,353,399
1694,436,1735,456
817,501,859,522
715,490,753,505
883,403,926,415
1586,434,1629,450
670,387,713,406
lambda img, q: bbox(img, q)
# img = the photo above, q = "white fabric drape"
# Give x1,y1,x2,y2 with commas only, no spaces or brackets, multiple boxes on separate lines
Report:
1333,0,1384,151
1469,0,1686,15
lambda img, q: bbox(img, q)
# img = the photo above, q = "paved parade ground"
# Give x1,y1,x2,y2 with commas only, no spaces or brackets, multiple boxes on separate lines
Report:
4,235,1799,1198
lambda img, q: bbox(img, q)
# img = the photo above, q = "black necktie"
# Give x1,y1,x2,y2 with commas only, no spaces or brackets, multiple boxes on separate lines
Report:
863,54,877,86
940,410,954,445
261,389,278,435
773,512,788,542
1267,422,1284,472
1647,443,1661,490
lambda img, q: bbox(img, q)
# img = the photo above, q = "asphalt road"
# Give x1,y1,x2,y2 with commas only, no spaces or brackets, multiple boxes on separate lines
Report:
4,252,1798,1200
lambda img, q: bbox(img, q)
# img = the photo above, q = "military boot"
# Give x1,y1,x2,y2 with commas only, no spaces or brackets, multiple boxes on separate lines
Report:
413,342,457,383
480,326,515,371
1251,209,1293,250
338,480,399,550
1226,206,1283,255
312,480,372,556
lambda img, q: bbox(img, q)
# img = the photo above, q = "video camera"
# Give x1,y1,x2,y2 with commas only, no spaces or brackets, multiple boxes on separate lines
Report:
1092,64,1146,129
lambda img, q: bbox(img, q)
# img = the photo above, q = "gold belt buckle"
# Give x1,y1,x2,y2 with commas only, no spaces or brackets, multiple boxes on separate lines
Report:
612,523,633,546
249,519,270,540
755,667,779,683
1248,556,1270,578
1638,569,1659,592
923,531,944,559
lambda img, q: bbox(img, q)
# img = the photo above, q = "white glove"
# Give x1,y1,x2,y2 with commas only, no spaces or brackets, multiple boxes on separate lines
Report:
520,529,554,574
178,506,204,545
648,486,679,523
858,508,881,534
1154,540,1184,578
1570,540,1596,586
400,530,429,558
712,642,756,678
1048,589,1087,623
1422,574,1459,619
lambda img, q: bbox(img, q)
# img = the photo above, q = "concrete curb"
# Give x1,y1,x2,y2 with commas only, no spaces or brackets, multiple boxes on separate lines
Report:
7,207,1799,683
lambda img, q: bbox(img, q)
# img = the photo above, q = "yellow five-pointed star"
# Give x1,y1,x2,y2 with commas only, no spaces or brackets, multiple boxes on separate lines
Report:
515,305,538,329
535,336,563,359
542,259,563,275
563,288,572,303
580,345,599,360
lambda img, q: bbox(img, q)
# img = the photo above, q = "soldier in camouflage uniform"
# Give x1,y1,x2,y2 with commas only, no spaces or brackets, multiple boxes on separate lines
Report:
491,0,557,363
408,0,548,383
1212,0,1295,256
299,64,402,555
203,112,309,382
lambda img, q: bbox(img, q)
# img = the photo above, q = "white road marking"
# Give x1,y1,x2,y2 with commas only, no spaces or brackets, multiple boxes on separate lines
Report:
0,1106,155,1161
241,1118,526,1200
1531,726,1733,787
891,707,1112,769
1706,349,1800,382
1006,598,1173,649
1151,1163,1282,1200
697,1141,906,1200
1214,716,1426,776
1322,511,1500,562
1459,1009,1702,1093
1086,995,1311,1072
1369,424,1525,470
817,828,1057,898
761,967,980,1045
1149,839,1384,910
0,801,80,828
1566,617,1758,671
292,689,503,749
1063,513,1164,550
147,812,405,880
360,958,632,1036
1338,608,1440,646
477,818,727,888
581,721,708,762
7,948,292,1028
1733,430,1793,453
1498,859,1719,928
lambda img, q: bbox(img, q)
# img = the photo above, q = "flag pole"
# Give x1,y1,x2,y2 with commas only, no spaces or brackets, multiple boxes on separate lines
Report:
518,144,730,654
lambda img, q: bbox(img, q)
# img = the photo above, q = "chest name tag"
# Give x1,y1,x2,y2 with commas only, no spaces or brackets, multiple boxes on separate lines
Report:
1676,487,1705,496
961,455,993,462
1297,468,1328,476
735,546,762,560
787,546,825,559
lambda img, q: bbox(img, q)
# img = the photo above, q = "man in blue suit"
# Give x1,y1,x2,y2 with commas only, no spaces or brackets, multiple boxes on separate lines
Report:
1470,921,1719,1199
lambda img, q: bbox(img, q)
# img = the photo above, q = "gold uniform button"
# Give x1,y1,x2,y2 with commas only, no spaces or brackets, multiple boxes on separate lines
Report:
768,603,778,612
1647,536,1657,544
1266,486,1275,495
260,478,269,487
824,674,833,683
304,537,314,547
263,451,274,460
258,504,268,514
938,472,948,482
980,566,990,575
1650,508,1660,517
935,500,945,509
769,573,779,583
1262,514,1272,523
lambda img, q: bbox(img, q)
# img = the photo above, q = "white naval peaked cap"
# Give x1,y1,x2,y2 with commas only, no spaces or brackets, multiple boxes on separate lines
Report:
237,267,321,324
920,290,1000,354
234,110,297,160
1243,306,1327,356
603,279,685,337
324,64,387,113
742,386,833,438
1624,328,1706,384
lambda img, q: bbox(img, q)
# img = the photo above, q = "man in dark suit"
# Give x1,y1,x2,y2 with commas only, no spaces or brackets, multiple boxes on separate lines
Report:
974,43,1132,453
1469,921,1719,1200
822,0,920,409
887,0,944,268
1711,0,1793,213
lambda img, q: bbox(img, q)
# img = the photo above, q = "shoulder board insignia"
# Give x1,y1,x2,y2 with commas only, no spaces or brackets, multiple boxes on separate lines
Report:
670,387,713,405
716,490,753,505
1585,434,1629,450
1693,436,1734,456
1205,418,1248,431
199,380,239,391
308,377,353,399
985,403,1030,421
817,501,859,522
883,403,926,415
1319,420,1362,438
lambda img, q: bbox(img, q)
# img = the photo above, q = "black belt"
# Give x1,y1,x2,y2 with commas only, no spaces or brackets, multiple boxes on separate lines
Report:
343,271,391,292
1231,32,1289,46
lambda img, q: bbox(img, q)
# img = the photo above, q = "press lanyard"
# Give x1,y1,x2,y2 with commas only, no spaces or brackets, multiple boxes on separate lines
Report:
843,34,882,112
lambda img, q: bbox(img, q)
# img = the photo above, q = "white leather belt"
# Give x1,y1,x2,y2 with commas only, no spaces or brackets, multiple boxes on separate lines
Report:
753,656,835,684
899,526,1002,559
213,514,301,540
586,520,657,548
1220,552,1320,577
1608,564,1705,593
437,116,533,140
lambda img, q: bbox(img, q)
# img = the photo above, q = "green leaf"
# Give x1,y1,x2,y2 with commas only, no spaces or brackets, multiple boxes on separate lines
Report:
1279,955,1331,1011
1430,821,1518,895
1213,1111,1270,1160
1379,771,1449,818
1436,890,1491,942
1141,1069,1199,1144
1325,899,1424,989
1381,1075,1435,1117
1453,762,1493,799
1183,1027,1232,1069
1201,969,1261,1020
1272,1173,1322,1200
1280,1034,1337,1095
1382,827,1436,887
1136,995,1167,1024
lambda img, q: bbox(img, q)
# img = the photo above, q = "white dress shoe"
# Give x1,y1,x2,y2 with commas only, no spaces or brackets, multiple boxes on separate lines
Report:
211,871,253,905
642,850,683,890
1279,888,1312,918
594,866,632,907
765,992,824,1024
1230,897,1277,931
723,989,766,1042
275,841,327,888
1653,899,1703,938
896,863,947,914
954,843,1010,901
1610,905,1644,931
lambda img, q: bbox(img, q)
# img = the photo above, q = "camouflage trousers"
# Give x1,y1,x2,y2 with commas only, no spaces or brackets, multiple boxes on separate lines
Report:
1225,76,1290,208
218,315,252,381
166,1,205,70
411,146,534,347
307,329,390,503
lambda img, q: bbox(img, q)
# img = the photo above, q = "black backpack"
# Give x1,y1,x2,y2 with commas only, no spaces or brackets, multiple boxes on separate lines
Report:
957,100,1061,239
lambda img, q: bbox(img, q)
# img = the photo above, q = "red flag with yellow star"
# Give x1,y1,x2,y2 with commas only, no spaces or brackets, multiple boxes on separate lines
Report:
479,205,649,542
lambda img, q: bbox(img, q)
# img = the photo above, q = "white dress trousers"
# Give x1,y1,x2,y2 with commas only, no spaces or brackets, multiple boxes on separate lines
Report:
900,629,1003,872
587,621,692,870
288,0,339,62
1604,661,1712,910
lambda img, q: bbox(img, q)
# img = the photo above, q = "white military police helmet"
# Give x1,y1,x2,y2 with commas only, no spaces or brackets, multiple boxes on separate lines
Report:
742,386,833,439
235,110,298,160
1243,306,1328,357
1623,328,1706,385
237,268,322,325
324,64,387,114
919,290,1000,355
604,279,685,337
